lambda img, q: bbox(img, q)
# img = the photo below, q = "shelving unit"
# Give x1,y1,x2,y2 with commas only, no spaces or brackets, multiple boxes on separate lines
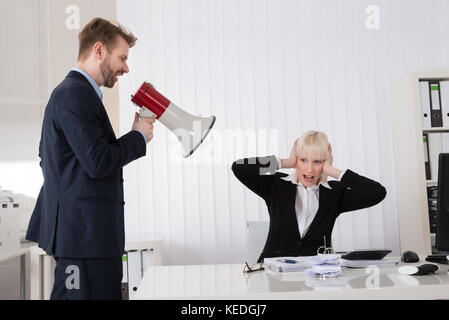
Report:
421,77,449,250
423,127,449,133
391,70,449,256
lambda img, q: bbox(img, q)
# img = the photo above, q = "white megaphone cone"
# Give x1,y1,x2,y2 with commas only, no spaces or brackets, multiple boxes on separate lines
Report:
131,82,216,157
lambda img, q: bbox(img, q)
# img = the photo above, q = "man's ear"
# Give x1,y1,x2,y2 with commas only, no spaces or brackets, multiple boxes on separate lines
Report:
93,41,105,61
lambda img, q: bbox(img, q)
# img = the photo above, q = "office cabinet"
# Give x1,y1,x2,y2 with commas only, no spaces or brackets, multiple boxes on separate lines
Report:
390,70,449,255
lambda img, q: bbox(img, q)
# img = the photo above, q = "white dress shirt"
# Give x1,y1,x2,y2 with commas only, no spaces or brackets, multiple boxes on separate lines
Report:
277,157,346,238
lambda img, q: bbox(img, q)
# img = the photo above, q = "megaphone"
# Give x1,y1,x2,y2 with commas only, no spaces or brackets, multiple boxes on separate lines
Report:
131,82,216,158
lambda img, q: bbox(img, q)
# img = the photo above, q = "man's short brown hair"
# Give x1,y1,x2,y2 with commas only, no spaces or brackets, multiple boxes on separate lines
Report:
78,17,137,61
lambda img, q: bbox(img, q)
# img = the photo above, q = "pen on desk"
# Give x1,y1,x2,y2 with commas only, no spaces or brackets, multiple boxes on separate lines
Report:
278,259,297,264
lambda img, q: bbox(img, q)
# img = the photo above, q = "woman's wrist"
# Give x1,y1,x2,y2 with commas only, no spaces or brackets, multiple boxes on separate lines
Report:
280,158,295,169
324,166,342,179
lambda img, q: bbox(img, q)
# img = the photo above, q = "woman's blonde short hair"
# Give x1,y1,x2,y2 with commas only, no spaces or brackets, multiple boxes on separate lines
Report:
296,130,329,184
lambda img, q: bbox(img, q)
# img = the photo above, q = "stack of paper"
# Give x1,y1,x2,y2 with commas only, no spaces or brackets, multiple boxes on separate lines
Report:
264,256,312,272
264,254,341,273
305,264,343,277
307,254,341,266
264,254,396,273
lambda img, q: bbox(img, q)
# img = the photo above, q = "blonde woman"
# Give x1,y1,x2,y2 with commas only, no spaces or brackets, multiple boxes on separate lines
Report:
232,131,387,262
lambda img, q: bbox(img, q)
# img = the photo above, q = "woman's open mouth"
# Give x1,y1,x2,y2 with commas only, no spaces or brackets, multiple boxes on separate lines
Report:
303,175,314,183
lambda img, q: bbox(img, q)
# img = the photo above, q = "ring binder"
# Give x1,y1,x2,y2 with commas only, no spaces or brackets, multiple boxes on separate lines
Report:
440,80,449,127
420,81,431,129
430,81,443,127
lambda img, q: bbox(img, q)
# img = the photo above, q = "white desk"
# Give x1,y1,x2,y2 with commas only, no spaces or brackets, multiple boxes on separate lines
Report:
134,257,449,300
26,240,164,300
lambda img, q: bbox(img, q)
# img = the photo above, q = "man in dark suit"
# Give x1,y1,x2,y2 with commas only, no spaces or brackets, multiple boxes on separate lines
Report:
26,18,154,299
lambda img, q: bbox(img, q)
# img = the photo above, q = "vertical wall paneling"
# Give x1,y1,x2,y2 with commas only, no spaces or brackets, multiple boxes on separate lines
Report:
1,0,119,198
116,0,449,264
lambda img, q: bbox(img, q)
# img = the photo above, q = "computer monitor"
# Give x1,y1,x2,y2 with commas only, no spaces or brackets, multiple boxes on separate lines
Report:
436,153,449,252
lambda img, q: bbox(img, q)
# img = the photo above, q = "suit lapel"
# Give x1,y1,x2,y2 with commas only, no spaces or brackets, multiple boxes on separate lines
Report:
285,183,301,240
302,185,332,240
83,79,116,139
98,99,116,139
67,71,116,139
89,89,116,140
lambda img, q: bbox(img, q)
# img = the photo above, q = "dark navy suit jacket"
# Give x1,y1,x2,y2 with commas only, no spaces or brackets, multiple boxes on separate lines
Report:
231,156,387,262
26,71,146,258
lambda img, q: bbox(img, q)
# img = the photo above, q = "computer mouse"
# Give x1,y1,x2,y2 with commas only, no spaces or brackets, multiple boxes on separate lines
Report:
401,250,419,263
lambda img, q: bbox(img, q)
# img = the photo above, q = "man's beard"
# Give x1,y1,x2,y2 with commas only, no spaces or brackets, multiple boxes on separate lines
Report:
100,57,120,88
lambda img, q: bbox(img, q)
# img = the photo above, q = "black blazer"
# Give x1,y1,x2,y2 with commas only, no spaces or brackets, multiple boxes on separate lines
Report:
26,71,147,258
232,155,387,262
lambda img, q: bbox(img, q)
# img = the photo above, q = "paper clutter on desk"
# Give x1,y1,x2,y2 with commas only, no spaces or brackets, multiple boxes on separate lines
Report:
307,254,341,265
264,254,342,273
305,264,343,277
264,257,311,272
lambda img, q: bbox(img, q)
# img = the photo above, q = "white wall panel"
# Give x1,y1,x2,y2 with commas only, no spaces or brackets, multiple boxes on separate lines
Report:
117,0,449,264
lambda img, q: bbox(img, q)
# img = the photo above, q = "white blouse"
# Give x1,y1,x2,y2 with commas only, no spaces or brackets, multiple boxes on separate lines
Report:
277,157,346,238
